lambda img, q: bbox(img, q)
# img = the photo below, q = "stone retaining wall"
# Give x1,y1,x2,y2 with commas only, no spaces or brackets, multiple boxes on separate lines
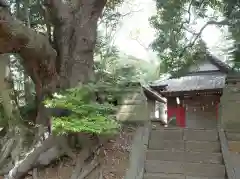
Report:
124,122,150,179
218,74,240,179
221,83,240,131
116,88,148,123
220,75,240,152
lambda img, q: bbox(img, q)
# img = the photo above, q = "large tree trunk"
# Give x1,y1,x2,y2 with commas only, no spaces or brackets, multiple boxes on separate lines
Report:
46,0,107,88
0,0,107,177
0,0,107,121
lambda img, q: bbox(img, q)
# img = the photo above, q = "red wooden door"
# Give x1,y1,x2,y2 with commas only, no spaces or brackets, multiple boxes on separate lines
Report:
177,107,186,127
167,106,185,127
167,107,176,120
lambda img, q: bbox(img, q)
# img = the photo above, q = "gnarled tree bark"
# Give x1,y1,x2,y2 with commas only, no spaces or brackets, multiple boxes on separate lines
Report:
0,0,107,178
45,0,107,88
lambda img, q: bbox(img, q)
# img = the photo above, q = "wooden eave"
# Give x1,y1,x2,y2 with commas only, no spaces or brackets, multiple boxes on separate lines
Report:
158,88,223,98
142,86,166,103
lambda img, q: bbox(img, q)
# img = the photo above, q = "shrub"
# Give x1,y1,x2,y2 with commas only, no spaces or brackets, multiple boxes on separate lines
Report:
44,83,120,135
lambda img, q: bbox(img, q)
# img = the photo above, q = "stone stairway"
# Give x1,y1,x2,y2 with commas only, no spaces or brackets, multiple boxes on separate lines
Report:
144,125,227,179
225,130,240,177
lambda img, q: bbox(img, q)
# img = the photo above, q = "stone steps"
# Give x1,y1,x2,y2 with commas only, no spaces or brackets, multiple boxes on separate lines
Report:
144,173,225,179
150,128,219,142
149,139,221,152
144,126,226,179
145,161,225,178
144,173,185,179
146,150,223,164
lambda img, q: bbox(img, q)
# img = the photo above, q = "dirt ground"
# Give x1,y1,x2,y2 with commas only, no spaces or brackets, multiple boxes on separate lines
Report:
25,125,136,179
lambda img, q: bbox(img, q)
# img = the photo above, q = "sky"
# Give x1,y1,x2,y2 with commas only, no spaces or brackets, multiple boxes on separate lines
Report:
115,0,157,62
114,0,233,62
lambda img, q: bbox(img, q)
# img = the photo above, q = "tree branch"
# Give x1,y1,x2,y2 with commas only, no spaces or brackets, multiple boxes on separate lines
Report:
178,0,207,35
183,26,198,35
179,0,194,31
0,8,59,100
179,19,230,57
0,8,60,128
0,9,56,61
132,37,150,51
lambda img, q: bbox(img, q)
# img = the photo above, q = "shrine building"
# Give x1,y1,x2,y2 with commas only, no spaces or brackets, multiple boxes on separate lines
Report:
148,53,233,128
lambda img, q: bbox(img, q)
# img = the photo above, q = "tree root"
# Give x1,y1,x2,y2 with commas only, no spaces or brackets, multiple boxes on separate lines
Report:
98,169,103,179
1,134,83,179
56,135,75,160
32,168,38,179
70,148,90,179
0,159,13,176
1,132,107,179
78,160,99,179
70,142,106,179
6,135,56,179
0,128,25,170
0,138,15,167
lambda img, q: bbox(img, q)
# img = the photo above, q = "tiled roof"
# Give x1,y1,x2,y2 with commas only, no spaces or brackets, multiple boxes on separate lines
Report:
150,73,226,92
149,52,230,93
208,54,232,72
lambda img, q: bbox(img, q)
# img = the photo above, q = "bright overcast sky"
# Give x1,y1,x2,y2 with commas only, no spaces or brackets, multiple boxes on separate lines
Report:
114,0,233,62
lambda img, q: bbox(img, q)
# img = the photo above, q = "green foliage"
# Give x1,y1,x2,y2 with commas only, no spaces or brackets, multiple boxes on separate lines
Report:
150,0,196,74
221,0,240,69
95,33,153,82
7,0,153,134
150,0,235,74
44,83,121,135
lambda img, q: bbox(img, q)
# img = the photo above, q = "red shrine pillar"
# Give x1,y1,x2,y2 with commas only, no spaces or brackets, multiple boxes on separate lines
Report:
176,96,186,127
167,107,176,120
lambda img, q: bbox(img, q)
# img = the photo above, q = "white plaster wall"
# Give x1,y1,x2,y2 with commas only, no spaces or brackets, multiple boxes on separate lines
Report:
155,102,167,123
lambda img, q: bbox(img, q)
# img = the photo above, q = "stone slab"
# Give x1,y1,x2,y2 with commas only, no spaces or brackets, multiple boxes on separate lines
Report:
144,174,224,179
148,139,184,151
185,141,221,153
223,122,240,132
144,173,184,179
145,161,225,177
146,150,222,164
186,177,225,179
150,129,183,141
145,160,184,174
184,129,218,141
226,132,240,141
184,163,225,177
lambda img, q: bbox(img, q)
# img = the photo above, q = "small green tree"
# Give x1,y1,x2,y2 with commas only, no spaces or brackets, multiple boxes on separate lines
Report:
44,83,121,135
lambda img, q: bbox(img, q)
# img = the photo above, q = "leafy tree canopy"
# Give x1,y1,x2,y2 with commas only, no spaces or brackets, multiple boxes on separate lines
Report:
150,0,240,74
